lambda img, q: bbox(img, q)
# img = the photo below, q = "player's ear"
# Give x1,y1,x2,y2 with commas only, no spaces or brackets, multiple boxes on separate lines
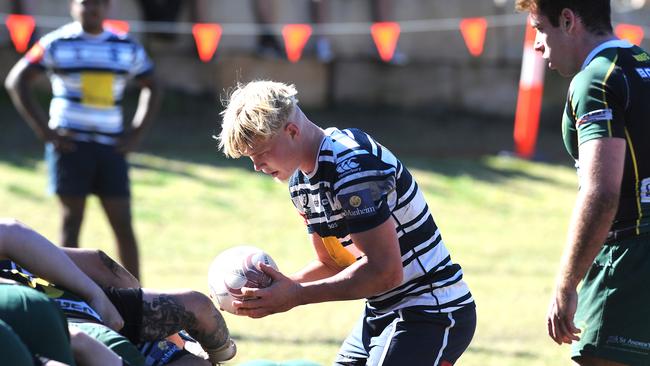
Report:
285,122,299,139
559,8,575,33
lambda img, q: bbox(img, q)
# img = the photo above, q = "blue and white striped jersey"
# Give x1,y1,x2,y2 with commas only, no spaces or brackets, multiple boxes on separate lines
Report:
289,128,473,313
24,22,154,144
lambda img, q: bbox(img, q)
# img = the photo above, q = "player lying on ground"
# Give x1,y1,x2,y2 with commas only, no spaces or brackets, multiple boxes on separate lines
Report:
0,218,236,366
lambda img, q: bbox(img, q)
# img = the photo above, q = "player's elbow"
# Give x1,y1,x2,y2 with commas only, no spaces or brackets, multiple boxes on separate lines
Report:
376,263,403,292
0,218,26,251
4,65,22,94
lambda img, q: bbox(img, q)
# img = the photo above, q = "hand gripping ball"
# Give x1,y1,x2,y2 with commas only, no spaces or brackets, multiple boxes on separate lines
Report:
208,246,278,314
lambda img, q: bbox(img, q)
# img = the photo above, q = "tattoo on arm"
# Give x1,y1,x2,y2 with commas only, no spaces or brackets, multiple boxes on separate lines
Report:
140,295,230,350
98,251,120,276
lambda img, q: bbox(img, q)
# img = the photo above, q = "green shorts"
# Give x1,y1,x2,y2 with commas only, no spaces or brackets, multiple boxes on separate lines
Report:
0,284,75,365
71,322,145,366
572,235,650,365
0,319,33,366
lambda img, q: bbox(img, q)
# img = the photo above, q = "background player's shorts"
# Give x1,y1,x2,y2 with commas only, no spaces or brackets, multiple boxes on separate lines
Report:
0,284,75,364
45,141,130,197
335,303,476,366
572,234,650,365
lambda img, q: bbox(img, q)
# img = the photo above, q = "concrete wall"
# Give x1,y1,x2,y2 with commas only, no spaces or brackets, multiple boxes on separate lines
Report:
1,0,648,119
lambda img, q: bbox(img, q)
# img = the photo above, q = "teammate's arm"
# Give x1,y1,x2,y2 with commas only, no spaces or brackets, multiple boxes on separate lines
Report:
236,217,403,318
117,74,162,154
290,232,346,283
547,137,626,344
0,219,124,331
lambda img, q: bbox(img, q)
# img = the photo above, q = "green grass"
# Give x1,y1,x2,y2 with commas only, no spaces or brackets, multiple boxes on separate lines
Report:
0,149,579,365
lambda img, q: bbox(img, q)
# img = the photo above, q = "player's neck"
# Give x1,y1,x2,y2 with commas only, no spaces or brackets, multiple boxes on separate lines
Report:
300,123,325,175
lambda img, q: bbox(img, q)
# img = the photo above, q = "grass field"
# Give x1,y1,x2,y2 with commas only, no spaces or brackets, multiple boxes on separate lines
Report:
1,146,579,365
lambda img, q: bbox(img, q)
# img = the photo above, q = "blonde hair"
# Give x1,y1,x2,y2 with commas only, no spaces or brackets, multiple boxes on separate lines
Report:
514,0,536,12
218,80,298,158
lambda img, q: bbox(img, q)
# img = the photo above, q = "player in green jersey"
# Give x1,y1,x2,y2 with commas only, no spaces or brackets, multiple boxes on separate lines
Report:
516,0,650,365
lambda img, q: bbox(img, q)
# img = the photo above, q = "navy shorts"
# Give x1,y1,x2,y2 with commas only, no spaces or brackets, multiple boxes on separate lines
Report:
335,304,476,366
45,141,130,197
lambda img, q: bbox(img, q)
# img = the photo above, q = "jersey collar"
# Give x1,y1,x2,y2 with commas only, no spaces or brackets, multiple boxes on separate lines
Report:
581,39,634,70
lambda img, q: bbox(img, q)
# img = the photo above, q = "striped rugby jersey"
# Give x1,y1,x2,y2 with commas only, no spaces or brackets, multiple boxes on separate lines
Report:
289,128,473,313
24,22,154,145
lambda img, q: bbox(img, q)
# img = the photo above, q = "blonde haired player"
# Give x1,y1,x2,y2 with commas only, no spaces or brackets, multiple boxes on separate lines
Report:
218,80,476,365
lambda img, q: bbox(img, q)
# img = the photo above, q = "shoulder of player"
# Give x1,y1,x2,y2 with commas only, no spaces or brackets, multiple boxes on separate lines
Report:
570,56,626,97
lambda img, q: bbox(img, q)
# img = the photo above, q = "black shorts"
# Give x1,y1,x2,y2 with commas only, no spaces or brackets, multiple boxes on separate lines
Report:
104,287,143,344
45,141,130,197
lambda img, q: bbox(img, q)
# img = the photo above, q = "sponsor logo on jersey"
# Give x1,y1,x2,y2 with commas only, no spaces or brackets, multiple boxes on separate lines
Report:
336,157,361,176
641,177,650,203
349,195,362,208
339,189,376,218
636,67,650,80
633,53,650,62
576,109,613,126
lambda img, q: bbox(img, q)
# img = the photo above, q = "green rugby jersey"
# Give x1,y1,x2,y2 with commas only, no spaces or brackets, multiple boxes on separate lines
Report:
562,39,650,235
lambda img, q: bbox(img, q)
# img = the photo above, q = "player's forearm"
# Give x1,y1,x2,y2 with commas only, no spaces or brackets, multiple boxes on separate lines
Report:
130,81,161,134
5,78,51,140
296,256,402,305
290,259,341,283
0,219,106,302
557,188,619,290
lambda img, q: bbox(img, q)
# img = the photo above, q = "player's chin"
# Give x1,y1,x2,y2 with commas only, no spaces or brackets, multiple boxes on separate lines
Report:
272,174,289,183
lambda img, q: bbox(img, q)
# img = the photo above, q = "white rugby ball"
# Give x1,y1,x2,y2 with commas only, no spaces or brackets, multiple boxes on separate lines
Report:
208,245,278,314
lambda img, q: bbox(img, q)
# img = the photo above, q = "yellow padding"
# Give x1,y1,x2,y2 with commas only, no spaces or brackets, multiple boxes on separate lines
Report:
321,236,356,268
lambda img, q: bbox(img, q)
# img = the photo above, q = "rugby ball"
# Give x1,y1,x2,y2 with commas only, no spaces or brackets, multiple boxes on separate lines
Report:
208,246,278,314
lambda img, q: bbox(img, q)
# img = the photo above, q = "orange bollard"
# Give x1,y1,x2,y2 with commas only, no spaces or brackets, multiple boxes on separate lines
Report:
513,21,545,159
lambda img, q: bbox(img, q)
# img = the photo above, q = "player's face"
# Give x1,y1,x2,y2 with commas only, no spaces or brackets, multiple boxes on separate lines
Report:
246,126,301,183
71,0,108,34
530,11,578,77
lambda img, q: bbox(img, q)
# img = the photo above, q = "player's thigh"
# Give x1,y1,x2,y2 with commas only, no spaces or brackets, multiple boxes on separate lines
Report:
572,238,650,365
335,310,371,365
369,306,476,366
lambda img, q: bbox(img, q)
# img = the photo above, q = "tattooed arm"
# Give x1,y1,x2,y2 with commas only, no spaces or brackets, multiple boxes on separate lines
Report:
62,248,140,288
140,290,236,363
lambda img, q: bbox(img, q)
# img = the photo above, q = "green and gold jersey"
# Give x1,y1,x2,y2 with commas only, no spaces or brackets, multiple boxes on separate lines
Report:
562,40,650,234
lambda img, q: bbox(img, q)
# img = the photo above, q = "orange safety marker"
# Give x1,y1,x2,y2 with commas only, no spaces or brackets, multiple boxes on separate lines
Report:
103,19,130,35
192,23,222,62
459,17,488,57
615,23,644,46
513,21,545,159
371,22,400,62
282,24,312,63
5,14,35,53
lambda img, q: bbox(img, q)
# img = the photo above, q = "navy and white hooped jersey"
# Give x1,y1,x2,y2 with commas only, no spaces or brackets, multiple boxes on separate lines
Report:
289,128,473,313
24,22,154,144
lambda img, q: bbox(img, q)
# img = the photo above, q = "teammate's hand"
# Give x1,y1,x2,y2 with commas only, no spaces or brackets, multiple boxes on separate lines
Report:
115,130,141,154
233,263,301,318
88,290,124,331
547,285,581,345
45,130,76,153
